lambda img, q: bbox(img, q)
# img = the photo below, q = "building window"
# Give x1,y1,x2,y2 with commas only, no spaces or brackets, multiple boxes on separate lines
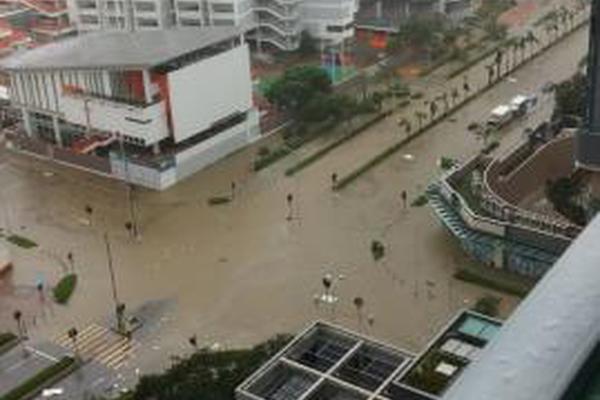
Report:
326,25,344,33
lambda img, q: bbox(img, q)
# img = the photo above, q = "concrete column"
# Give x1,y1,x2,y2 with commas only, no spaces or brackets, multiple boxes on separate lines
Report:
52,116,63,148
21,108,32,137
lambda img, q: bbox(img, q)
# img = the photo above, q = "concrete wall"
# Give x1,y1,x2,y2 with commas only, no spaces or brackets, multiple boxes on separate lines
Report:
167,43,253,143
175,109,259,181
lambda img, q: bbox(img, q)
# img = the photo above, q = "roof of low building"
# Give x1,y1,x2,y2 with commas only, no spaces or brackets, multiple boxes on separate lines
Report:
0,27,244,71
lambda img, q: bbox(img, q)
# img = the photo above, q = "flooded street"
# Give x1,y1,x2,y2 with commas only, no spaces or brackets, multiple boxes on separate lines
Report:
0,23,589,378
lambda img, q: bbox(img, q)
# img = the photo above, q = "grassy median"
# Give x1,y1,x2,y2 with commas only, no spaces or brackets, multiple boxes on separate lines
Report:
2,356,77,400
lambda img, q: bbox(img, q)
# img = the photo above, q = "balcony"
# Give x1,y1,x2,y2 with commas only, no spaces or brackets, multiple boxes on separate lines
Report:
30,19,75,36
61,90,169,146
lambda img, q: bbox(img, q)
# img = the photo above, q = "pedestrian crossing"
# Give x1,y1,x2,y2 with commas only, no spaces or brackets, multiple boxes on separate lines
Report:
54,323,138,370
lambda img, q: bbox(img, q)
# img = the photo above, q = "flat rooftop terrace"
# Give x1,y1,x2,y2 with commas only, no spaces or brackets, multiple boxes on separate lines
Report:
237,313,503,400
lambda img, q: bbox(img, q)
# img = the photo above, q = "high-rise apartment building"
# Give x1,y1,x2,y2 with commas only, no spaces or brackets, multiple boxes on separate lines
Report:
67,0,358,50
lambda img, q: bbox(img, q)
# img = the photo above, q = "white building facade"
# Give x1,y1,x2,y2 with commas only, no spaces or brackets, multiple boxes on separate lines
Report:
1,28,260,189
67,0,358,50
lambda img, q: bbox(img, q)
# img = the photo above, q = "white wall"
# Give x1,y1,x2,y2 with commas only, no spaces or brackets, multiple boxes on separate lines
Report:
175,109,259,179
167,43,252,143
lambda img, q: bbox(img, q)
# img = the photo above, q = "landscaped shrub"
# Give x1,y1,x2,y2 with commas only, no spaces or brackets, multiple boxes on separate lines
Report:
2,357,76,400
6,235,37,249
472,295,501,317
0,332,17,348
53,274,78,304
207,196,232,206
411,195,429,207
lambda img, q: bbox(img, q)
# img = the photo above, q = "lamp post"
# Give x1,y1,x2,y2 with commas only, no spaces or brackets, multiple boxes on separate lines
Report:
116,132,140,240
103,233,126,335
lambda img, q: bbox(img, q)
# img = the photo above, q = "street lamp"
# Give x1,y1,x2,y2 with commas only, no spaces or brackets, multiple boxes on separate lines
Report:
104,233,127,335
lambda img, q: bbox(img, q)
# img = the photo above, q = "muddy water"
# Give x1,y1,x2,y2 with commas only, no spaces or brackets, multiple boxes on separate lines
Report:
0,23,589,376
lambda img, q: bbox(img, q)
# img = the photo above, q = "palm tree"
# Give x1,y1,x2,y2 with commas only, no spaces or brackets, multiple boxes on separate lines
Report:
429,101,438,120
568,10,575,31
519,37,527,62
463,75,471,96
451,88,459,106
485,64,495,86
439,93,449,114
495,50,504,78
511,41,520,69
415,111,427,130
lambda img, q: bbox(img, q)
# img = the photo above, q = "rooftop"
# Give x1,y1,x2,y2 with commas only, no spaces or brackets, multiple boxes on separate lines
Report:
0,26,244,71
237,314,502,400
237,322,415,400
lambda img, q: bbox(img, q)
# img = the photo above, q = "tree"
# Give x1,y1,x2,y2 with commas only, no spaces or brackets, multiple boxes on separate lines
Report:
553,72,587,121
451,88,459,106
415,111,427,130
264,66,332,115
132,335,292,400
298,31,317,55
473,295,501,317
396,15,449,60
485,64,495,86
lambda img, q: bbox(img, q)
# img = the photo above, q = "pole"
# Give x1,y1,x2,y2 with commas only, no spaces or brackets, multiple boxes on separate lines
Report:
104,233,119,308
118,134,140,239
103,232,124,333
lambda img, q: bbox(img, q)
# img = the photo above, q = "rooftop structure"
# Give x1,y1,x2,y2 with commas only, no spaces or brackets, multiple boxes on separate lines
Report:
237,312,502,400
0,26,246,69
443,215,600,400
1,27,260,189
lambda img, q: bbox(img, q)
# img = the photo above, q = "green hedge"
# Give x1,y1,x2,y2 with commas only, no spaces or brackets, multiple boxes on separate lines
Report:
207,196,232,206
454,268,533,297
53,274,77,305
0,332,18,349
285,111,391,176
2,357,76,400
6,235,37,249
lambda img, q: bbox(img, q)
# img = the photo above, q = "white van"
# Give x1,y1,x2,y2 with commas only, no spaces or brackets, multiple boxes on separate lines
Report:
487,105,513,129
510,94,537,117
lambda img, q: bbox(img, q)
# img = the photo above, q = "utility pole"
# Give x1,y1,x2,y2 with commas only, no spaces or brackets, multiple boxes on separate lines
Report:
103,233,125,334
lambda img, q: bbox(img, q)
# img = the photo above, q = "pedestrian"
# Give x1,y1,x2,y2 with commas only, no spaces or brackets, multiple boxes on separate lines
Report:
401,190,408,209
286,193,294,221
36,282,44,303
67,252,74,271
230,181,236,200
331,173,338,188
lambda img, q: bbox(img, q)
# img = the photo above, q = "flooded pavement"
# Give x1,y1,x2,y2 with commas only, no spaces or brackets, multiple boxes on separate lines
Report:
0,17,590,381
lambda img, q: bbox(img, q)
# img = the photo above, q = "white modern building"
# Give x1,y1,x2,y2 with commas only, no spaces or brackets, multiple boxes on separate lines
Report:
0,27,260,190
67,0,358,51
